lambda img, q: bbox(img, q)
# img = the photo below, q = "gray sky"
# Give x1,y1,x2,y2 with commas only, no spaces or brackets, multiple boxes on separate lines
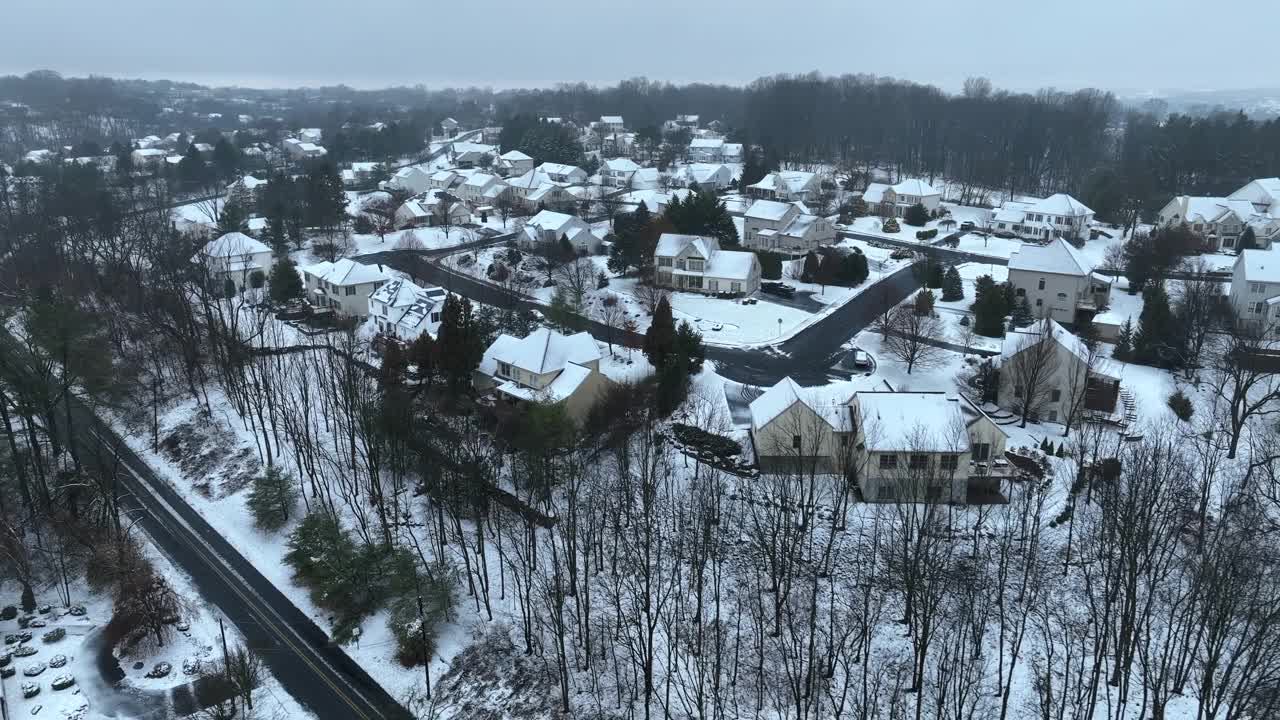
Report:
0,0,1268,95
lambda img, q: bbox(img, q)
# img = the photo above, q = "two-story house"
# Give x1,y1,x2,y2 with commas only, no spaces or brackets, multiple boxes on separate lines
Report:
192,232,274,294
395,190,471,229
748,378,1011,503
457,173,507,206
601,158,640,188
368,279,447,342
537,163,589,185
654,234,761,296
998,319,1120,424
300,258,391,318
861,179,942,218
1157,178,1280,251
598,116,626,133
676,163,733,192
742,200,836,255
1006,238,1111,326
475,328,608,422
497,150,534,177
688,138,726,163
1230,248,1280,334
519,210,602,254
747,171,820,202
992,193,1094,242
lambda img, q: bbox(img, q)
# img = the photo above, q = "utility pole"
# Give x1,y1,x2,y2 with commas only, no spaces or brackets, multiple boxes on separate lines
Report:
219,616,234,712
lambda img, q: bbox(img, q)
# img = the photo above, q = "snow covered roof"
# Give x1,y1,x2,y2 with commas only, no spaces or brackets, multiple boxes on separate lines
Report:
463,172,500,188
656,233,718,259
686,164,728,184
1229,178,1280,209
600,115,624,124
201,232,271,258
499,150,532,161
538,162,585,178
1008,238,1093,277
1028,193,1093,217
234,175,267,190
855,393,970,452
370,279,445,333
301,258,391,287
890,178,940,197
526,210,578,232
745,199,796,221
1002,319,1093,366
603,158,640,172
482,328,601,376
1177,196,1260,224
861,183,888,204
705,249,758,281
526,183,563,202
1237,248,1280,283
690,138,725,149
749,377,854,432
497,363,592,403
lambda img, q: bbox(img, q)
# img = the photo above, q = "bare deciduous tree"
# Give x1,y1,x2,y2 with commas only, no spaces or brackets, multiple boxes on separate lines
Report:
876,305,947,375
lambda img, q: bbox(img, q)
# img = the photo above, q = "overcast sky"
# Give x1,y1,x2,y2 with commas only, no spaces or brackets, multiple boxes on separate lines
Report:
0,0,1268,95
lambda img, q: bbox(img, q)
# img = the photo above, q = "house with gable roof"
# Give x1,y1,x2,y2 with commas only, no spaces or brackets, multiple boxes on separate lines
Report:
861,178,942,218
747,171,820,202
1006,238,1111,326
742,199,836,254
997,318,1121,424
1230,247,1280,334
601,157,641,188
192,231,274,294
300,258,392,318
476,328,608,422
497,150,534,177
992,193,1094,242
519,210,602,254
1157,178,1280,251
368,279,447,342
653,233,761,296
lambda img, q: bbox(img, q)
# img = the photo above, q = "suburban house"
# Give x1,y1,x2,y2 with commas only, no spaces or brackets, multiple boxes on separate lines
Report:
388,166,433,195
441,117,460,134
673,114,700,129
395,190,470,229
537,163,589,185
599,115,626,133
689,138,727,163
861,179,942,218
1007,238,1111,326
131,148,167,168
497,150,534,177
747,171,820,202
992,193,1094,242
600,132,636,157
523,183,574,213
748,378,1011,503
677,163,733,192
998,319,1120,424
299,128,323,144
475,328,608,422
368,279,447,342
192,232,274,294
283,139,327,160
457,173,507,205
1230,248,1280,334
742,199,837,254
430,170,461,190
343,162,380,187
225,175,268,206
300,258,392,318
601,158,640,188
654,233,761,296
449,143,495,169
519,210,602,254
1158,178,1280,251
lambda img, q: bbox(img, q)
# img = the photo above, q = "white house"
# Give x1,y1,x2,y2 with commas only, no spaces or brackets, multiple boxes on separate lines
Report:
475,328,607,422
299,128,323,144
395,190,470,228
747,171,819,202
1158,178,1280,251
368,279,448,342
225,175,268,206
992,193,1094,242
131,148,167,168
598,116,625,133
344,162,380,186
688,138,726,163
457,173,507,206
861,179,942,219
998,319,1120,424
193,232,275,294
601,158,640,188
674,114,700,129
300,259,392,318
537,163,589,185
654,233,761,296
1230,248,1280,334
519,210,602,254
677,163,733,192
283,139,327,160
742,200,836,254
430,170,461,190
450,142,496,169
497,150,534,177
389,166,434,195
1006,238,1111,326
748,378,1012,502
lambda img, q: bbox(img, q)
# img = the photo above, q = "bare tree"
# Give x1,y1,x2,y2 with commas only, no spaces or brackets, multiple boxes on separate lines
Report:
1210,326,1280,459
635,283,671,316
434,193,459,239
1004,316,1062,427
876,305,947,374
394,229,426,252
362,194,401,243
554,256,596,308
1059,329,1108,437
1173,257,1225,376
594,296,626,355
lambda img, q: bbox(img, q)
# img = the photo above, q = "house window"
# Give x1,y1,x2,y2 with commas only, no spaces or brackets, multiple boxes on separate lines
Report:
879,454,898,470
1048,410,1059,422
1254,302,1266,314
839,435,849,447
1038,278,1046,290
909,454,929,470
972,443,992,461
431,312,440,323
1015,288,1025,297
1051,389,1062,401
1252,282,1267,294
1036,299,1043,307
658,257,673,267
792,435,802,450
940,455,959,472
687,276,703,289
497,362,512,378
708,280,719,292
345,286,356,296
1057,292,1067,301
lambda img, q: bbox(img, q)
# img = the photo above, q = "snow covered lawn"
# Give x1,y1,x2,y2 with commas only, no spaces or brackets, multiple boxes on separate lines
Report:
955,233,1023,259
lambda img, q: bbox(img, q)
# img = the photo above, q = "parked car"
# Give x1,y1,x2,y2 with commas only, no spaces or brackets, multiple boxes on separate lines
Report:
761,282,795,298
840,348,873,370
959,220,975,231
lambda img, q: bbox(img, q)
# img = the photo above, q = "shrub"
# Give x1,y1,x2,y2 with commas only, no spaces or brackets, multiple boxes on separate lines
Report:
913,289,936,316
352,214,375,234
388,565,456,667
904,203,930,227
248,466,298,532
882,218,901,233
249,270,265,290
0,606,15,621
754,250,784,280
1167,391,1194,422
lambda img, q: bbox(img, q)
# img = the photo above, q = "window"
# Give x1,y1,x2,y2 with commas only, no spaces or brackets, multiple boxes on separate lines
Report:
1015,287,1026,297
657,257,673,267
431,312,440,323
940,455,959,472
731,282,741,293
1051,389,1062,401
686,276,703,289
1254,301,1266,314
1048,410,1058,422
1252,282,1268,294
1035,299,1043,307
687,260,704,272
909,454,929,470
497,362,512,378
792,435,802,450
345,286,356,296
708,280,719,292
1038,278,1046,290
839,435,849,447
972,443,992,461
879,454,898,470
1057,292,1067,301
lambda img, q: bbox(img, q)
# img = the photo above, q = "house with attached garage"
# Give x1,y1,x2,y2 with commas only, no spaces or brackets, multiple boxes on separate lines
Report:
1158,178,1280,251
747,171,820,202
676,163,733,192
1230,247,1280,335
998,318,1120,424
519,210,602,254
497,150,534,177
537,162,589,185
300,258,391,318
388,166,433,194
742,199,836,255
992,193,1094,242
192,232,274,294
653,233,761,296
457,173,507,206
475,328,608,422
861,179,942,218
688,138,727,163
748,378,1012,503
598,116,626,133
368,279,447,342
1006,238,1111,326
395,190,470,229
601,158,640,188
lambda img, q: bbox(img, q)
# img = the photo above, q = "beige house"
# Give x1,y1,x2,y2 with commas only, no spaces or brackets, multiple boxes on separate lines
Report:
1230,248,1280,334
475,328,608,422
497,150,534,177
742,199,836,255
998,319,1120,424
519,210,602,254
1007,238,1111,326
300,258,391,318
1158,178,1280,251
749,378,1011,503
747,171,819,202
654,233,761,296
862,179,942,218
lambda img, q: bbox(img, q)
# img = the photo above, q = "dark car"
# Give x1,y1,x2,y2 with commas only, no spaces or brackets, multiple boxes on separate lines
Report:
761,282,795,298
960,220,975,232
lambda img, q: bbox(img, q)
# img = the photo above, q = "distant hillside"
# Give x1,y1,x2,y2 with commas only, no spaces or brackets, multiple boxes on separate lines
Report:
1124,87,1280,118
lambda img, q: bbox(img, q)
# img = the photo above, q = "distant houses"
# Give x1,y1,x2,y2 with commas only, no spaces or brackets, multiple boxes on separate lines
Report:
1159,178,1280,251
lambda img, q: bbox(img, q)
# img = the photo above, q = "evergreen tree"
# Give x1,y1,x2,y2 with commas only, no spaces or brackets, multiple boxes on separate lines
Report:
178,143,206,185
801,251,821,282
913,289,936,316
941,265,964,301
1011,297,1035,327
904,202,930,227
248,466,298,531
666,190,739,247
212,138,240,181
268,255,304,304
1114,317,1134,361
1134,282,1180,367
223,277,237,299
408,333,438,386
971,274,1008,337
673,320,705,373
436,294,483,391
816,251,840,291
927,261,945,289
381,342,408,386
643,296,676,368
756,250,784,280
1239,225,1258,251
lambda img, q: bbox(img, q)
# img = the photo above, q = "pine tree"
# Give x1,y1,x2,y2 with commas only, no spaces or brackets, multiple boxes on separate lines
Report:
381,342,408,386
1134,282,1179,367
927,262,945,289
1011,297,1035,327
971,274,1008,337
904,202,930,227
409,333,437,385
436,294,483,391
1114,317,1134,361
248,466,298,531
673,320,705,373
913,289,936,316
802,252,821,282
817,251,840,291
941,265,964,301
1239,225,1258,251
643,296,676,368
268,255,303,304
